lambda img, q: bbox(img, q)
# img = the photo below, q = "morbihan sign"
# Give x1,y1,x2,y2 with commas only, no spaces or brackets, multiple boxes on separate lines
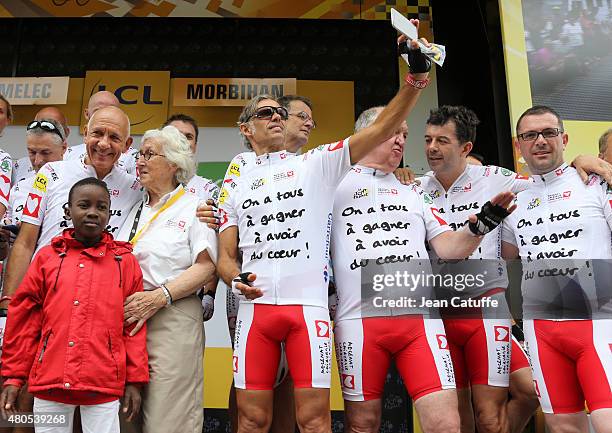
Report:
173,78,296,107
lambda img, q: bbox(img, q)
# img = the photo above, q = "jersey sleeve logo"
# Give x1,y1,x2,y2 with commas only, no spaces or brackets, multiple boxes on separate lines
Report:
33,173,48,192
430,208,448,226
23,193,42,218
229,163,241,177
219,188,229,205
327,140,344,151
0,174,10,201
0,159,11,173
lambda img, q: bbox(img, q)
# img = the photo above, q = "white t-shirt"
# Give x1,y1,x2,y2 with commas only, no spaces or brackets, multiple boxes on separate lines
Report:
332,166,451,321
418,164,533,295
65,143,139,175
117,186,218,291
219,140,352,307
19,157,143,253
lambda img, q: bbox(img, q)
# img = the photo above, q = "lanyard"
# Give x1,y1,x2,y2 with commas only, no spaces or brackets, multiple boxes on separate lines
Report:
129,188,185,246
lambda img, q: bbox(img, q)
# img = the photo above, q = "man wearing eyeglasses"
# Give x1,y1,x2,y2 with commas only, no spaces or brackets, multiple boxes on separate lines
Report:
65,91,140,175
501,105,612,433
1,106,143,317
11,107,71,186
218,19,433,433
221,94,316,433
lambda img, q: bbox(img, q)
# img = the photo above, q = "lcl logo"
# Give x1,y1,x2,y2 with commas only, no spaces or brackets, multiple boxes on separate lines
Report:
95,84,162,105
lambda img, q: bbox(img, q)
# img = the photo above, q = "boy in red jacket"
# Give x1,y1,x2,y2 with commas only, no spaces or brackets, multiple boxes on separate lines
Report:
0,177,148,433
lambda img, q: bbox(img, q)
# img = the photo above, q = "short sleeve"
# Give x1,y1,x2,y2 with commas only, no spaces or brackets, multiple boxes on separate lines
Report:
189,218,218,264
419,187,452,241
501,219,517,247
18,163,55,227
302,137,352,187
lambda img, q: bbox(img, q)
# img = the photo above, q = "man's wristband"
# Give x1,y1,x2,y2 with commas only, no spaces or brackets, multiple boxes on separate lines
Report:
160,284,173,307
404,74,429,89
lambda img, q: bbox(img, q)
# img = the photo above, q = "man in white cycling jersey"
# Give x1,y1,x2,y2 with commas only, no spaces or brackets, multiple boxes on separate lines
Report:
331,106,516,433
502,105,612,433
418,105,537,433
221,95,315,433
64,91,139,174
218,20,434,433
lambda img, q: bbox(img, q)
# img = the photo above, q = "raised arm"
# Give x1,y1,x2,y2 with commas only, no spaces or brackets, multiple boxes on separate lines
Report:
348,21,431,164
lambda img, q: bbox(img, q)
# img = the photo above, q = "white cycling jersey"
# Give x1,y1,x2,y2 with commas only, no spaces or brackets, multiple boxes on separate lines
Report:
65,143,139,175
502,163,612,259
332,166,451,322
419,165,533,296
11,156,34,185
502,163,612,317
219,139,351,307
19,157,144,253
184,175,219,203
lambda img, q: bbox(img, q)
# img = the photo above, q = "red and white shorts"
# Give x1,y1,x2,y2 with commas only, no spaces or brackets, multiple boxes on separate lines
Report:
510,335,530,374
523,319,612,414
333,316,455,401
443,316,512,388
232,303,332,390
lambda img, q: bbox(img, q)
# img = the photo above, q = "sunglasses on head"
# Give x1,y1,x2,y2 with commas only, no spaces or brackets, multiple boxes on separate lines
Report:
249,106,289,121
27,120,64,141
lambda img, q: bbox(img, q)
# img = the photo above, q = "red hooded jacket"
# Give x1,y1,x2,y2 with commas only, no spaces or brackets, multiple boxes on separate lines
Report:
1,229,148,402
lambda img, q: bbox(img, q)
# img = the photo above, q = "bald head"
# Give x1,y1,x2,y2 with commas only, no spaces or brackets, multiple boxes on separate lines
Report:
87,105,131,138
35,106,70,139
86,91,120,120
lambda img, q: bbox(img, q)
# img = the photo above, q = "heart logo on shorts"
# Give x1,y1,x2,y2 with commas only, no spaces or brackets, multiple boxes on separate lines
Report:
494,326,510,342
315,320,330,338
436,334,448,350
342,374,355,389
232,356,238,373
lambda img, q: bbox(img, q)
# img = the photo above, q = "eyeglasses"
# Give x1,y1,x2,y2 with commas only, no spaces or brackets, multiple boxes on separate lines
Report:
517,128,563,142
248,106,289,121
26,120,64,141
137,150,166,161
289,112,317,129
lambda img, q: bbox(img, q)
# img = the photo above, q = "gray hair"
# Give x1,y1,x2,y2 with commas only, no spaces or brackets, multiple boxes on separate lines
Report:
141,125,196,185
26,118,64,146
354,106,384,132
237,94,277,150
599,128,612,155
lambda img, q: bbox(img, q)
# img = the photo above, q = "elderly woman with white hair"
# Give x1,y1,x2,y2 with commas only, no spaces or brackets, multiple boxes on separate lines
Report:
117,125,217,433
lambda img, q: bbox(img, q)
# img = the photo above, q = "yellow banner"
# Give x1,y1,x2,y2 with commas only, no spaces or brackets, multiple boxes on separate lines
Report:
0,77,69,105
172,78,296,107
81,71,170,134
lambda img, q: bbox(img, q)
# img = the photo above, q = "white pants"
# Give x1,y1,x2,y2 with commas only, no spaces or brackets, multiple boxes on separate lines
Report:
33,397,120,433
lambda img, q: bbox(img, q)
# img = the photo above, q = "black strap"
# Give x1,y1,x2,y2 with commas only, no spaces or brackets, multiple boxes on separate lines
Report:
128,202,145,242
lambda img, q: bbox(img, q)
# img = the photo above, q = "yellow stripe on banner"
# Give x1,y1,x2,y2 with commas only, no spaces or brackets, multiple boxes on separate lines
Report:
0,3,12,17
203,346,345,410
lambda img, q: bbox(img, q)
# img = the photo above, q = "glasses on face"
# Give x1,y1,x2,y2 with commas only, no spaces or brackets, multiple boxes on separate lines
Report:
517,128,563,142
137,150,166,161
249,106,289,121
289,112,317,129
26,120,64,141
